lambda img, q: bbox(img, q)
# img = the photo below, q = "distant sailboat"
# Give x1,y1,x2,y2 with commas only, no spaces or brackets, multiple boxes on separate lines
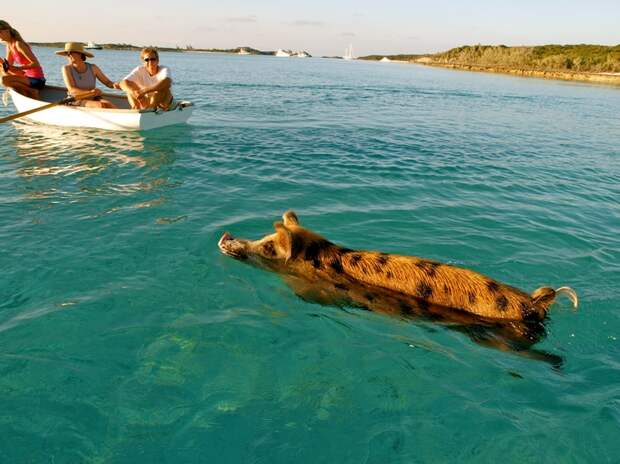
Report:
343,44,354,60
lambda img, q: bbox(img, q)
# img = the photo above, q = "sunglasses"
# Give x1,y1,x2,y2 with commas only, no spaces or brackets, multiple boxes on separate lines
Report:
144,57,158,62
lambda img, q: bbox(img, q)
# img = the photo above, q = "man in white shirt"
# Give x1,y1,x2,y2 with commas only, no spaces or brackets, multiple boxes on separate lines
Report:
119,48,174,110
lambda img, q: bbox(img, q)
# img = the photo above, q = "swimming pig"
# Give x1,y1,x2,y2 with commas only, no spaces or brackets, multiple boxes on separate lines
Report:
218,210,577,323
218,211,578,364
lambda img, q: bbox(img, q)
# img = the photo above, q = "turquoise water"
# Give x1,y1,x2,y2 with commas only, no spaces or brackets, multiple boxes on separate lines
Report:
1,48,619,462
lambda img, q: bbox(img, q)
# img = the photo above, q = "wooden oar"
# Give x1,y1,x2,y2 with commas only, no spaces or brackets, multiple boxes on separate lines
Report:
0,90,99,124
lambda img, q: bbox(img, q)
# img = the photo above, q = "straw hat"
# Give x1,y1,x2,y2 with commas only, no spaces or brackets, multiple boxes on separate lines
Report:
55,42,94,58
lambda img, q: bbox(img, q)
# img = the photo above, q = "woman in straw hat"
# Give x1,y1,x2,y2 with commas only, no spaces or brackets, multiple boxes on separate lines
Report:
58,42,119,109
0,20,46,99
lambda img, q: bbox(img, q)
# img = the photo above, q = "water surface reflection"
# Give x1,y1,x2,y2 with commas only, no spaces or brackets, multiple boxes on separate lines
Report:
12,122,147,177
8,122,186,203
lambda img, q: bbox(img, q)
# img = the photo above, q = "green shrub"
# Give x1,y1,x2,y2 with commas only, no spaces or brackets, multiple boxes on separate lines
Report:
430,44,620,73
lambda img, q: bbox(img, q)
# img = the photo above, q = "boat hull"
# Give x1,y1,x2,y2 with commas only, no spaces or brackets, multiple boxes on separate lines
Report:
8,86,193,131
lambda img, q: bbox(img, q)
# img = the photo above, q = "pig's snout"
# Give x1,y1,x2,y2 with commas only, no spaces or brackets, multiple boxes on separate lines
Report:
218,232,248,260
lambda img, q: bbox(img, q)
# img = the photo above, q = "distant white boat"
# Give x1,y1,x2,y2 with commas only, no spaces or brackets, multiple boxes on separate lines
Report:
85,41,102,50
295,51,310,58
380,56,391,62
237,48,251,55
275,49,292,57
343,44,354,60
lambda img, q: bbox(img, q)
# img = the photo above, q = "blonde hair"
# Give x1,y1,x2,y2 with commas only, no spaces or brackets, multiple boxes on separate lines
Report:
0,20,23,42
140,47,159,59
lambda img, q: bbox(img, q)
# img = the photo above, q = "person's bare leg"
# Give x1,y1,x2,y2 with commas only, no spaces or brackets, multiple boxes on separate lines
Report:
83,100,105,108
148,89,173,110
2,75,31,87
101,100,118,110
126,92,145,109
99,98,117,109
140,92,157,110
138,95,152,109
158,88,173,110
13,83,37,99
81,98,117,109
119,80,146,109
1,75,38,99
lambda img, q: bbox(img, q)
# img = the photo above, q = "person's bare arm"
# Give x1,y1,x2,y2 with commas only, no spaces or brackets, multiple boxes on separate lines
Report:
1,46,13,72
92,64,117,89
119,78,140,94
8,41,41,73
137,77,171,97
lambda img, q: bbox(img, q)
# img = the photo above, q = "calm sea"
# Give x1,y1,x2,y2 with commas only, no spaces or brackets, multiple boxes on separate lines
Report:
1,48,619,463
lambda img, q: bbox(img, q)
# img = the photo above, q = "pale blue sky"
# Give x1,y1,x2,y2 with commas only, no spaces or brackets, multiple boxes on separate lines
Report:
7,0,620,56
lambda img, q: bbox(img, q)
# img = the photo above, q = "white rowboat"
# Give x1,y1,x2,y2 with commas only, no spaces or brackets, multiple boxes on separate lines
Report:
8,86,194,131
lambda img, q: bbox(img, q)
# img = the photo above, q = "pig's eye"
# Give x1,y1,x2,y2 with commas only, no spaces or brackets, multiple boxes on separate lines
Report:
261,241,277,257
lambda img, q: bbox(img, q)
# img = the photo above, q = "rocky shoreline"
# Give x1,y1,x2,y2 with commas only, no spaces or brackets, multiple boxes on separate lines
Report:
413,58,620,86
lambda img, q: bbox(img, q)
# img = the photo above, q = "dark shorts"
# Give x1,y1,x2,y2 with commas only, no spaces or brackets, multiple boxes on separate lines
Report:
27,77,46,89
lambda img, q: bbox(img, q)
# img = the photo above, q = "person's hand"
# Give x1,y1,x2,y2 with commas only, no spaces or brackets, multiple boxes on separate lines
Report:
93,88,103,97
112,82,120,90
138,87,153,98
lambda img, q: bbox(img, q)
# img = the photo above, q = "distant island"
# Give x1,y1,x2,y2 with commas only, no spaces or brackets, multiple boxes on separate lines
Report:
32,42,172,52
31,43,311,57
359,44,620,85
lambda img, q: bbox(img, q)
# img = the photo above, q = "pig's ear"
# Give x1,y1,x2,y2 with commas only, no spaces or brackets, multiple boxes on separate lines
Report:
282,210,300,227
274,221,293,261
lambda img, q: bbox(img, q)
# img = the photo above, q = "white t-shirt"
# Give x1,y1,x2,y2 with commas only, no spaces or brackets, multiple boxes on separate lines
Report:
123,65,171,89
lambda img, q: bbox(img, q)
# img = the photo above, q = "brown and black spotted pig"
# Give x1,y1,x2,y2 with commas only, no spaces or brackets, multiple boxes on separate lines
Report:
218,210,578,324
